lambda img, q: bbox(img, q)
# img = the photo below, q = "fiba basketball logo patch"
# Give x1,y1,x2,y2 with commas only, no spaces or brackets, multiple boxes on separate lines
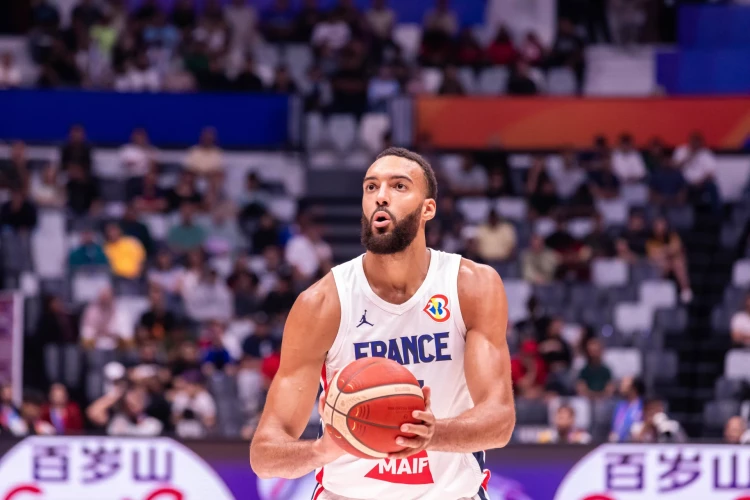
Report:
423,295,450,322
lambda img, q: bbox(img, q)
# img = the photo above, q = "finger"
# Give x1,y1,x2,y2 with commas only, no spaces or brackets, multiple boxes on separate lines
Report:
422,386,432,409
388,447,424,459
395,436,425,449
412,410,435,423
400,423,430,436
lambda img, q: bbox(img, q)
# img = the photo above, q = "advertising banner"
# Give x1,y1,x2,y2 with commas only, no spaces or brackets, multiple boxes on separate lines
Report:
415,97,750,150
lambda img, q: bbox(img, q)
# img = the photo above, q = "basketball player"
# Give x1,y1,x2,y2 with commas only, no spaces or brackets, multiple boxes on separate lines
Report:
250,148,515,500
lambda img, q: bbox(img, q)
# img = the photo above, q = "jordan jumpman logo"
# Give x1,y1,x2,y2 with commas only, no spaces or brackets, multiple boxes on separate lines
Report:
357,310,374,328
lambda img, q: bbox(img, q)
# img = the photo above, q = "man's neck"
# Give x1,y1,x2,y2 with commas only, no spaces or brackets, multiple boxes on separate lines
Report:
362,240,430,304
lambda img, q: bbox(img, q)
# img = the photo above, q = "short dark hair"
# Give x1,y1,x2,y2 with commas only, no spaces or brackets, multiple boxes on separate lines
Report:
631,377,646,397
376,147,438,200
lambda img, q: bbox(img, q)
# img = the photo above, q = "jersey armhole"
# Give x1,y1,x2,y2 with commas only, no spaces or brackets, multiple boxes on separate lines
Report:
450,254,468,340
328,267,351,362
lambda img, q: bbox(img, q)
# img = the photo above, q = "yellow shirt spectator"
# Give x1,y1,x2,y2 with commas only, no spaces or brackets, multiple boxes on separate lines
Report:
104,223,146,279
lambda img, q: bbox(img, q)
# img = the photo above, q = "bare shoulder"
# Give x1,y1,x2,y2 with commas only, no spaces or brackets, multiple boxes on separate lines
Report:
457,258,508,330
287,272,341,331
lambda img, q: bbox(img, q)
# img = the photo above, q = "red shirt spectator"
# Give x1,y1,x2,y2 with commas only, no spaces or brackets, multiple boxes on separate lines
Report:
511,340,547,398
487,26,517,66
41,383,83,435
455,27,484,67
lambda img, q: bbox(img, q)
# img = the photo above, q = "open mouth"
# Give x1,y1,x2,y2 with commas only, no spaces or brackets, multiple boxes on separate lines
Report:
372,211,392,229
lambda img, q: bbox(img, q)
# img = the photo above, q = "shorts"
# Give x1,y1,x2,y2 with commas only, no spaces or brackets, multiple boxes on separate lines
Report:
315,492,483,500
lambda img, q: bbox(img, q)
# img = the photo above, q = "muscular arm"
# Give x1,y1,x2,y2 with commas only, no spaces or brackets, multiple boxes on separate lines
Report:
429,261,515,452
249,274,343,479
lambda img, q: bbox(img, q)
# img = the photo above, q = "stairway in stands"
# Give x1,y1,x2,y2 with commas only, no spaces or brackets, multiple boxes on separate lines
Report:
667,210,732,436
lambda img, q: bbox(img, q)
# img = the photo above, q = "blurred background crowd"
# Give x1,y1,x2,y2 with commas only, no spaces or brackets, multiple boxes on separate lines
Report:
1,0,750,451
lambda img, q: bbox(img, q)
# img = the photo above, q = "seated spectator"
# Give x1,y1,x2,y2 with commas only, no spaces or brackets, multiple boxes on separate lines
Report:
193,0,229,58
61,124,92,173
423,0,458,37
171,0,196,31
34,295,77,345
576,337,614,399
368,65,400,112
609,376,644,443
366,0,395,42
242,313,281,360
148,249,185,296
69,228,108,268
538,317,573,393
261,273,297,319
167,203,207,255
253,245,291,297
588,156,620,200
41,383,83,435
438,65,465,95
114,51,161,92
303,66,333,112
224,0,257,53
312,10,351,52
285,220,333,282
295,0,323,42
673,132,720,213
184,127,223,178
443,153,489,196
476,210,517,263
0,141,30,191
0,384,21,433
138,286,177,344
81,286,133,350
166,171,203,213
143,12,180,53
643,137,668,173
31,163,66,208
645,216,692,303
724,416,749,444
731,293,750,346
270,65,298,94
546,18,586,93
630,398,687,443
506,60,538,96
582,213,616,259
232,57,264,92
121,202,154,256
104,221,146,279
6,391,55,436
88,384,163,436
205,209,244,256
486,168,512,198
0,52,21,88
548,148,592,215
196,59,231,93
611,133,647,184
120,128,157,179
330,44,368,116
526,154,558,217
538,405,591,444
260,0,297,43
487,26,517,66
229,262,261,317
511,340,547,399
522,234,559,285
617,210,649,261
546,217,588,281
520,32,546,66
455,28,484,68
0,191,37,233
179,249,206,296
66,163,100,217
131,170,168,212
199,320,235,370
650,152,687,209
184,267,233,322
170,341,202,377
172,370,216,438
72,0,102,28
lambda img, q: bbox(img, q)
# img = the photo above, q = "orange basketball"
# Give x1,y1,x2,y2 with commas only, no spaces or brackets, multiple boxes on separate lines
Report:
322,357,425,459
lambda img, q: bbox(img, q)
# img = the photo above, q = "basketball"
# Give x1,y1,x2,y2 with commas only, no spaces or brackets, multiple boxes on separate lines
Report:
322,357,426,459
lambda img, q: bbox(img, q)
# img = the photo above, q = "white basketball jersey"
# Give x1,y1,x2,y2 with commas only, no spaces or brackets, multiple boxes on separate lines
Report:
313,249,490,500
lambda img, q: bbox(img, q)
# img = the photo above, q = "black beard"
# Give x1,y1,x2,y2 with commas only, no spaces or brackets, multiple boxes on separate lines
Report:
361,206,421,255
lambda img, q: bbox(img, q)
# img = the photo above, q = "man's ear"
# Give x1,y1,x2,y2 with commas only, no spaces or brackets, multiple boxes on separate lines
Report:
423,198,436,221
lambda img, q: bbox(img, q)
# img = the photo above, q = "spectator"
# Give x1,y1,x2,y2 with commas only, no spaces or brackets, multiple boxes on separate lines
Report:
617,210,649,261
167,203,207,254
41,383,83,435
526,154,558,217
367,65,400,112
643,137,668,173
137,286,177,344
270,65,298,94
115,51,161,92
172,370,216,438
261,273,297,318
31,163,66,208
90,13,119,61
724,416,749,444
120,202,154,256
423,0,458,37
520,32,546,66
522,234,559,284
295,0,323,42
120,128,157,179
611,133,647,183
576,337,614,399
645,216,692,303
455,28,484,68
199,320,234,370
66,163,100,217
170,341,202,377
506,60,538,96
546,217,588,281
443,153,489,197
302,65,333,112
87,384,163,436
224,0,258,54
673,132,720,212
193,0,229,58
476,210,517,263
487,26,517,66
546,18,585,94
0,141,29,192
72,0,102,27
184,267,233,322
34,295,77,345
511,340,547,399
588,156,620,200
31,0,60,29
548,149,591,215
630,398,687,443
104,221,146,279
260,0,297,43
366,0,396,42
0,384,20,433
285,220,333,282
148,249,185,296
312,9,352,52
438,65,465,95
80,286,134,350
330,42,368,116
60,124,92,173
650,155,687,210
229,261,260,317
610,376,644,443
6,391,55,436
132,170,168,213
0,52,21,88
143,12,180,53
166,171,203,213
731,293,750,346
0,191,37,233
582,213,616,259
185,127,224,178
252,245,291,297
171,0,196,31
69,227,108,268
179,248,206,297
232,57,265,92
486,168,512,198
196,58,231,92
242,313,281,361
538,317,573,393
538,405,591,444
